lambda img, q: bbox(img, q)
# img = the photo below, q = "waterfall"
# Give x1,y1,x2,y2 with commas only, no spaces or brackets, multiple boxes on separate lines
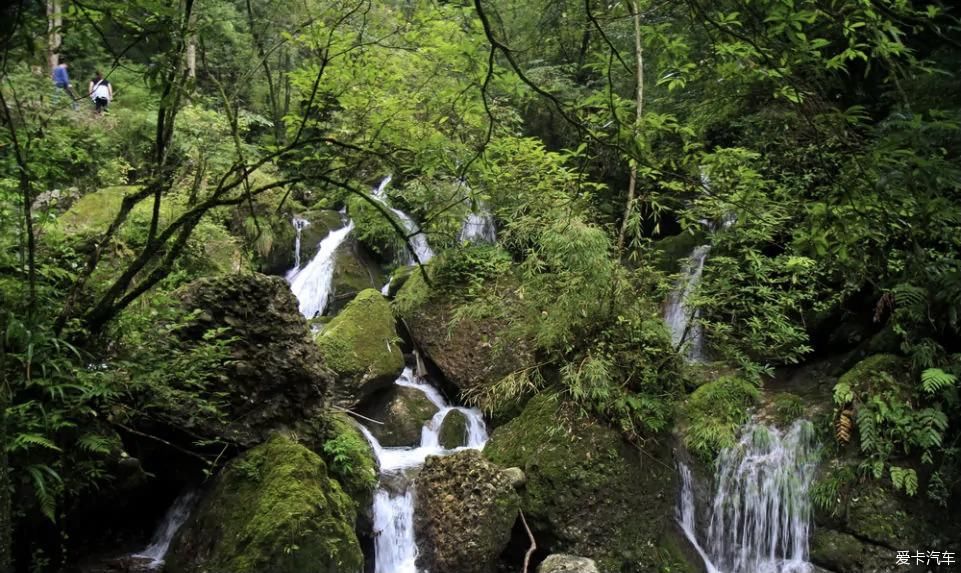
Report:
676,420,818,573
286,219,354,318
292,216,310,269
370,176,434,265
131,490,197,569
664,244,711,361
357,367,488,573
458,207,496,244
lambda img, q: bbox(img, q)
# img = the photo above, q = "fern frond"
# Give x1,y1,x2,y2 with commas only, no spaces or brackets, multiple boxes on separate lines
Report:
921,368,957,395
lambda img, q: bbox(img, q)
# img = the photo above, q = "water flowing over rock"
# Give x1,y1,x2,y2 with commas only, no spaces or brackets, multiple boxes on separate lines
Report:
677,420,818,573
131,491,197,569
371,176,434,265
287,218,355,318
291,216,310,269
664,244,710,362
458,207,496,243
355,367,489,573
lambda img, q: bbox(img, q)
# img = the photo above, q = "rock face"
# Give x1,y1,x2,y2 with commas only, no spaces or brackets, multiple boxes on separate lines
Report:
537,554,600,573
484,394,678,572
358,385,438,447
438,409,469,449
316,289,404,406
329,240,383,313
414,450,519,573
165,434,363,573
176,273,334,445
394,271,531,394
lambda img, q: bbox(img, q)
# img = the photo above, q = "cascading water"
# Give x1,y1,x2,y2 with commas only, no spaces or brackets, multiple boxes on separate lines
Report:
458,207,496,244
676,420,818,573
292,216,310,269
131,490,197,569
663,244,711,361
287,218,354,318
371,176,434,265
357,367,488,573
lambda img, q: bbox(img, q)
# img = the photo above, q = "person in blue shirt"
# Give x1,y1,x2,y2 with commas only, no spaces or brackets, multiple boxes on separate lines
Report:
52,61,78,110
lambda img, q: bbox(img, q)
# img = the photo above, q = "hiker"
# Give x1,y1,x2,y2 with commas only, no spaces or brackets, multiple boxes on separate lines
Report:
88,71,113,114
52,61,78,110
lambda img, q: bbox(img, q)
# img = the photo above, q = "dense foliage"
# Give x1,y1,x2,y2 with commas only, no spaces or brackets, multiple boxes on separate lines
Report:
1,0,960,570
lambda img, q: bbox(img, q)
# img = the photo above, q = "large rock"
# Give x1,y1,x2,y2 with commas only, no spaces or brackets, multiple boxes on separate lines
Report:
394,270,532,394
175,273,334,445
329,240,383,313
165,434,363,573
415,450,519,573
438,409,469,449
537,554,600,573
484,394,679,572
359,385,438,447
316,289,405,406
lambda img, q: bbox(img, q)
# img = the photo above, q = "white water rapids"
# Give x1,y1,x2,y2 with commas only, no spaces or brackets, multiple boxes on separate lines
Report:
372,176,434,266
663,244,710,362
287,217,355,319
357,367,488,573
677,420,818,573
131,490,197,569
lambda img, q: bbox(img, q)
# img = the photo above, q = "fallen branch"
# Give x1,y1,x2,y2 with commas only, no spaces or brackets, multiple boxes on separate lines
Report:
520,509,536,573
334,405,385,425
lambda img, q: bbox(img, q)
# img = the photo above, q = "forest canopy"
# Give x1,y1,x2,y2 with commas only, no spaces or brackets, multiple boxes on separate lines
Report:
1,0,959,571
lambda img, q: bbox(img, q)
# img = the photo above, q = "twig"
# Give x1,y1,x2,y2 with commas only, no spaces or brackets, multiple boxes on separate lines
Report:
333,405,384,425
520,509,536,573
113,422,212,464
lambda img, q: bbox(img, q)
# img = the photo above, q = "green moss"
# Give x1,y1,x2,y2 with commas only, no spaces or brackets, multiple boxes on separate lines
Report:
392,265,432,319
484,394,675,571
438,409,468,449
320,412,378,507
836,354,907,393
360,386,439,447
654,231,705,274
770,392,805,425
316,289,404,403
680,376,760,461
166,434,363,573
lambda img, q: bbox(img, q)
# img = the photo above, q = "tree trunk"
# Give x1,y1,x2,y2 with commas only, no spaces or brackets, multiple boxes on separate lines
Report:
186,8,197,78
46,0,61,71
0,377,10,573
617,0,644,252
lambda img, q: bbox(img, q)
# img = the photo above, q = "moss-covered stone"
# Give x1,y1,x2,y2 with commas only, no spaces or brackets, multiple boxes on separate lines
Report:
415,450,519,573
329,240,382,313
537,554,600,573
438,409,468,449
316,412,378,507
175,273,334,445
809,528,914,573
316,289,404,406
836,354,908,393
653,231,705,274
166,434,364,573
393,268,532,396
484,394,676,572
358,386,438,447
678,376,760,462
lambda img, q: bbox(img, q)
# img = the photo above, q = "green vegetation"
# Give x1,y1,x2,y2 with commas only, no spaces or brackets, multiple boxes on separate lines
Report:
1,0,960,569
680,376,761,461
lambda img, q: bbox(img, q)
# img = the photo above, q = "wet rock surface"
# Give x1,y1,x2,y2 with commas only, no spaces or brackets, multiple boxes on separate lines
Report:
359,385,438,447
414,449,519,573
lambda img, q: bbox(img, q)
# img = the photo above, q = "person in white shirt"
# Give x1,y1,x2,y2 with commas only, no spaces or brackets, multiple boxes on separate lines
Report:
88,71,113,114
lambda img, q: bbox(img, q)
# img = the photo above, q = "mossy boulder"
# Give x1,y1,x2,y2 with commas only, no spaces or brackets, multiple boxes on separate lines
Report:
537,554,600,573
316,289,404,406
438,409,469,449
175,273,334,445
678,376,760,462
653,231,705,274
313,412,378,507
393,269,532,395
484,394,677,572
329,240,383,313
358,385,438,447
415,450,519,573
53,186,248,277
165,434,363,573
